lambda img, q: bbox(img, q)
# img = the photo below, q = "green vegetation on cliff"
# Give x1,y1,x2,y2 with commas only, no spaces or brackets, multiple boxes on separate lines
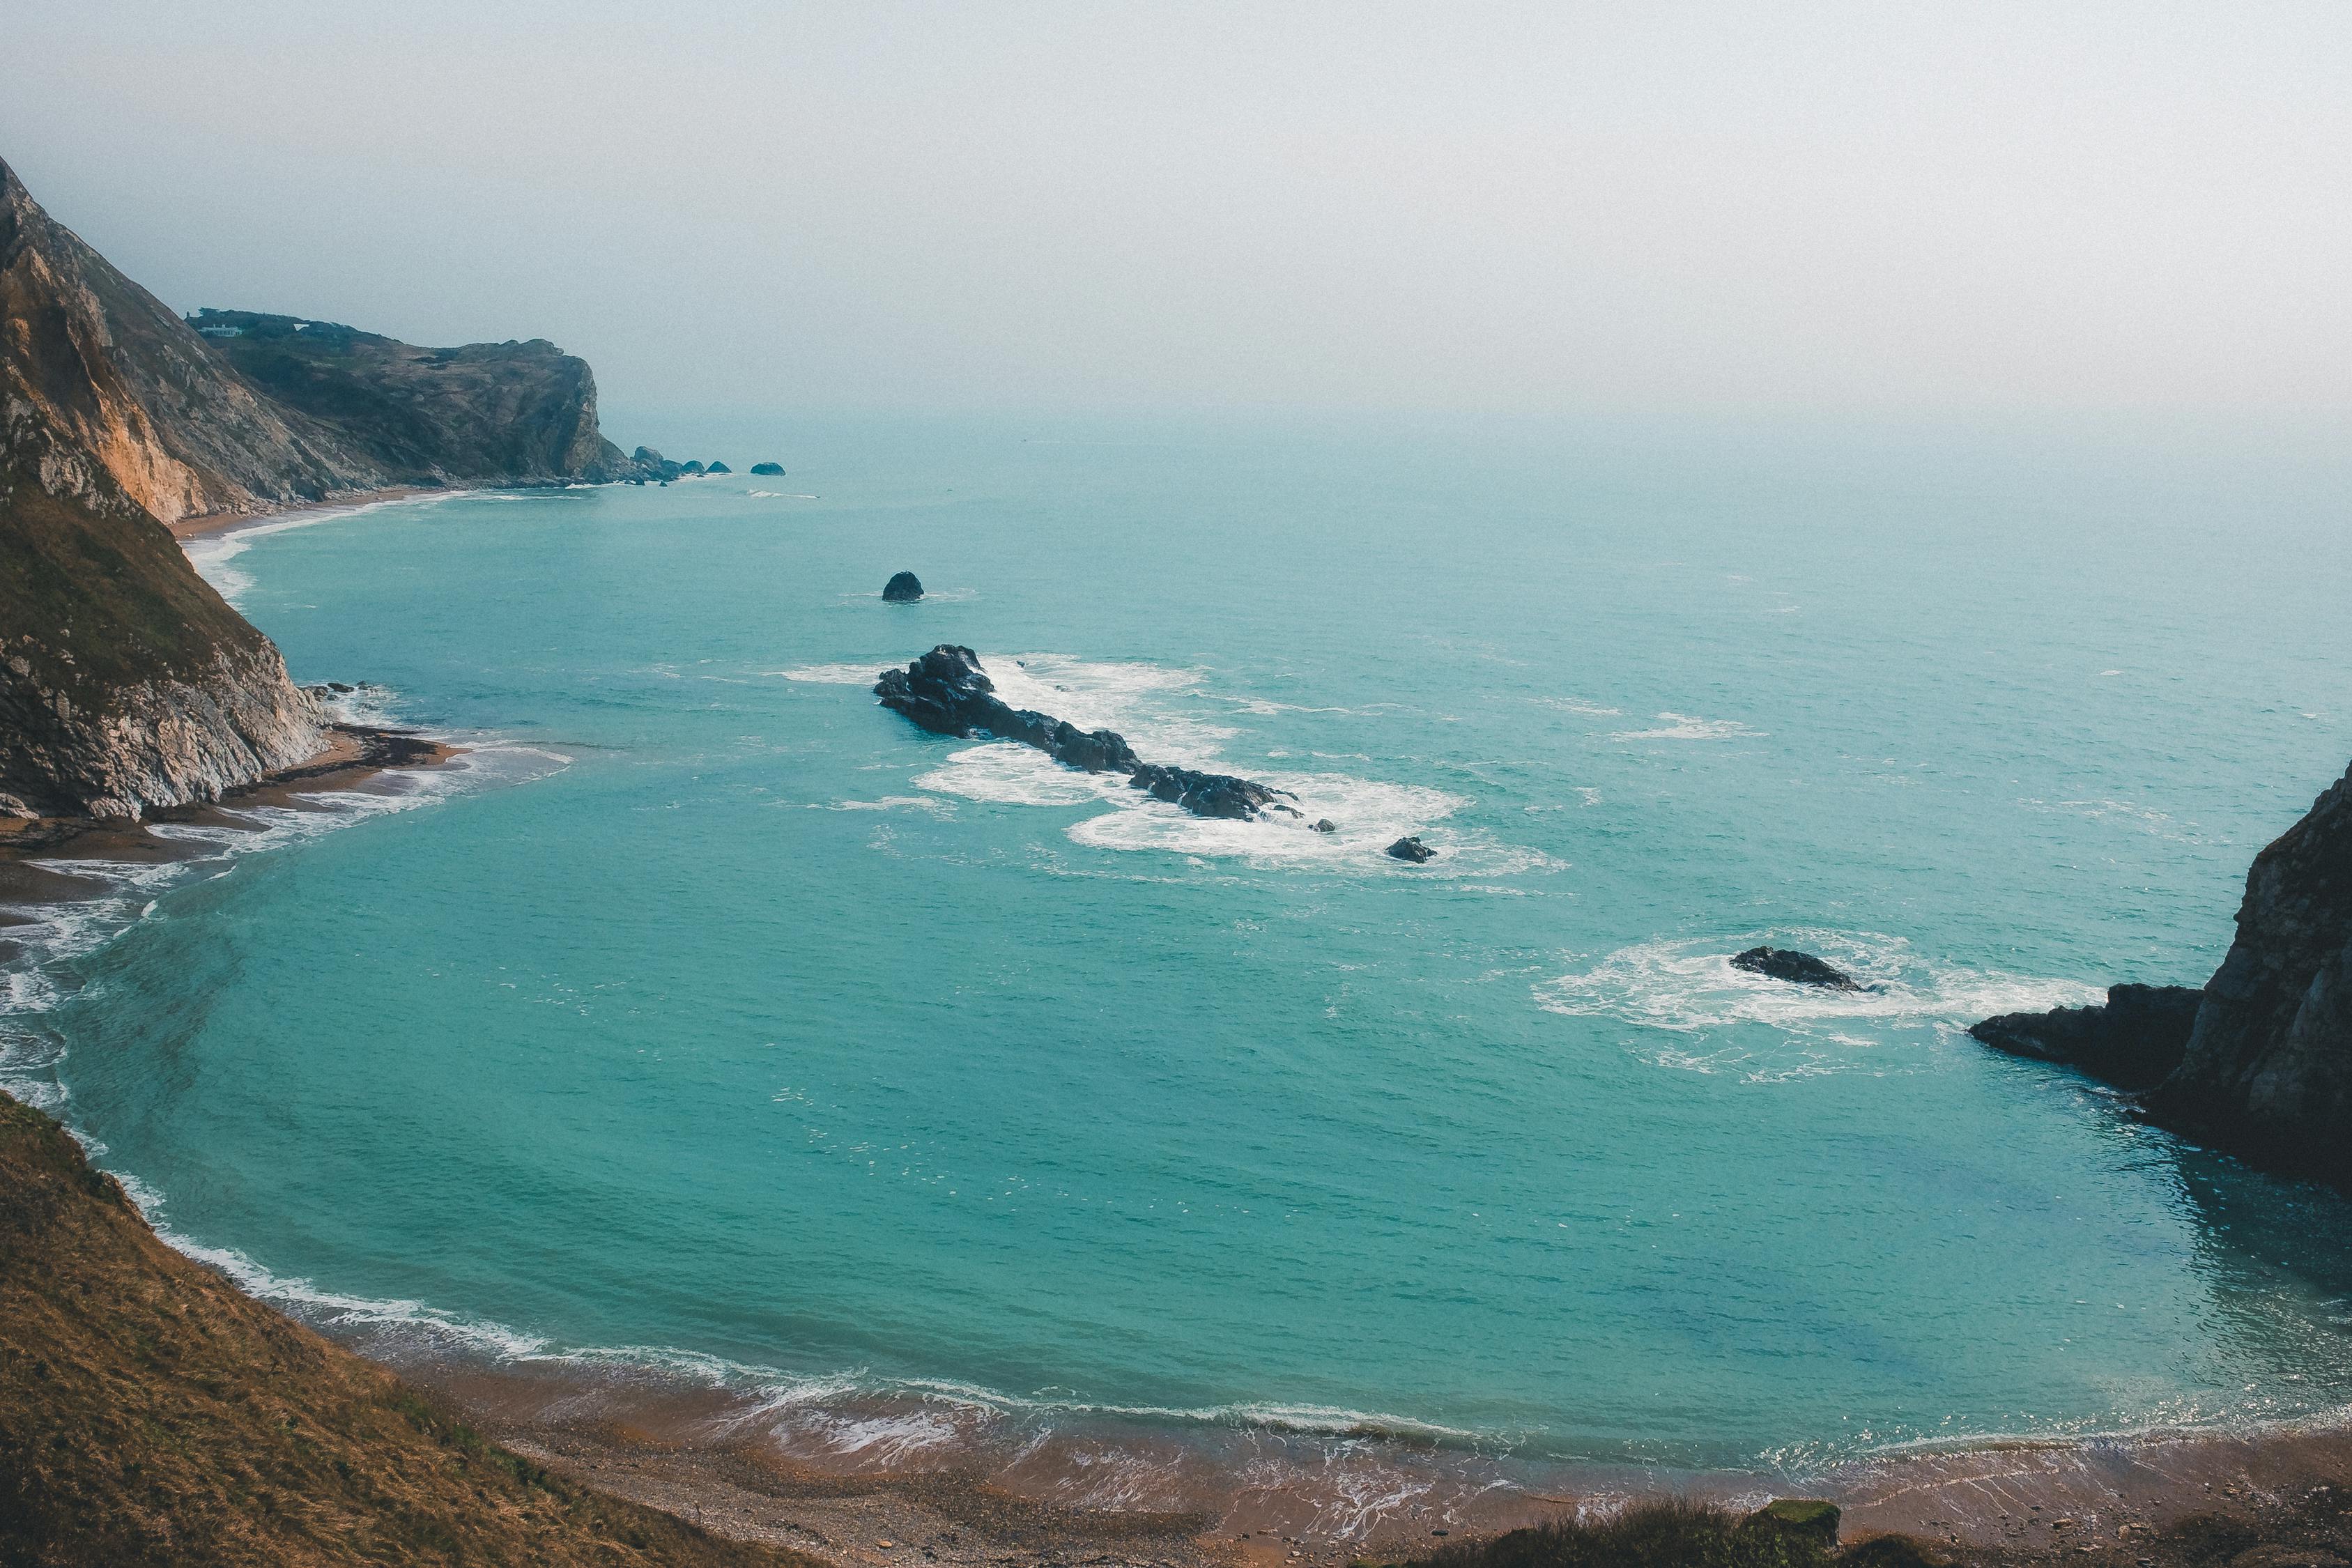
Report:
0,1091,810,1567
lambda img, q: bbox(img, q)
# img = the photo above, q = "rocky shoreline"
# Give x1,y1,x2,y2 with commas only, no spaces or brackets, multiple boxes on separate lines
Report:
1963,759,2352,1192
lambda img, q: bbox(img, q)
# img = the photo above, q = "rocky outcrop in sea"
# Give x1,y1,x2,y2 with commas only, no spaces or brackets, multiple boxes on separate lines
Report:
882,571,925,602
1971,760,2352,1189
1732,946,1868,991
874,645,1297,822
1970,984,2202,1091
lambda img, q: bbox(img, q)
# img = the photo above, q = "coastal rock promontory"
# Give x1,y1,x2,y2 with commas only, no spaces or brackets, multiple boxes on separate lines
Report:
1969,984,2202,1091
1731,946,1866,991
2146,760,2352,1185
1971,758,2352,1190
874,645,1296,822
882,571,925,602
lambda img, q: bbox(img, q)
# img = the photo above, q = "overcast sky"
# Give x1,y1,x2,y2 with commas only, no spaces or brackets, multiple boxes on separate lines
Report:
8,1,2351,417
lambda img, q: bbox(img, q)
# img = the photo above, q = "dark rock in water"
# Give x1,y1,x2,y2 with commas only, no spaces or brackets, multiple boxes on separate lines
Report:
1312,819,1337,833
1731,946,1864,990
750,461,785,475
882,571,925,602
874,645,1296,824
679,460,705,475
1385,835,1435,863
1130,762,1293,821
704,461,731,474
1970,984,2202,1091
327,682,356,693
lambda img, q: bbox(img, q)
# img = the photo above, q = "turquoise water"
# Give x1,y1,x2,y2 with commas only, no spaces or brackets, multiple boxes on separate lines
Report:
11,413,2352,1477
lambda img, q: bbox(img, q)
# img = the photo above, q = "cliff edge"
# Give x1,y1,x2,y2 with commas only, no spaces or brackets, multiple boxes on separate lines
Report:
1,157,325,816
0,1091,806,1567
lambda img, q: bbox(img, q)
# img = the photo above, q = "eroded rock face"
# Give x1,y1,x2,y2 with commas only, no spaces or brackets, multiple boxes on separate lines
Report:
873,645,1294,822
2146,762,2352,1186
1731,946,1866,991
1,370,321,817
1969,983,2204,1091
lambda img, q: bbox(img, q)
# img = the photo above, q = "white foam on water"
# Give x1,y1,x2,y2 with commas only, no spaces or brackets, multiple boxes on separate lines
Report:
1535,697,1624,717
1610,712,1768,741
916,742,1135,808
981,652,1229,764
812,794,958,817
776,662,889,684
1535,931,2101,1080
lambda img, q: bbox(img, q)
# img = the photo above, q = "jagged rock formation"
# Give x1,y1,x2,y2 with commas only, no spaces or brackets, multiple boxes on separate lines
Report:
190,310,639,489
1732,946,1867,991
875,645,1298,821
1973,761,2352,1189
1385,835,1435,863
882,571,924,602
1970,983,2203,1091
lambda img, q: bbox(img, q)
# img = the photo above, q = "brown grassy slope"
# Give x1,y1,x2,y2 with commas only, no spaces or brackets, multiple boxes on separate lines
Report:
0,1092,814,1568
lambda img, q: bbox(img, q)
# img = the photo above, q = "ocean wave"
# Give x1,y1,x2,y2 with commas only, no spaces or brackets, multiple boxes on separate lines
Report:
1535,932,2099,1079
1610,712,1767,741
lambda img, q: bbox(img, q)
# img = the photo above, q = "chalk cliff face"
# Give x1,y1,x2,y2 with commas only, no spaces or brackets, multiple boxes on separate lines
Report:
2147,762,2352,1187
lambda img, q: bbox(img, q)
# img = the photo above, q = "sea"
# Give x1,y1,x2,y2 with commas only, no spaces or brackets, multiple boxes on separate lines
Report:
6,410,2352,1526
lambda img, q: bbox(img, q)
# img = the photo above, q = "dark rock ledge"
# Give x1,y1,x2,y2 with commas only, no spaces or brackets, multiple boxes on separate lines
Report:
875,645,1302,822
1968,757,2352,1192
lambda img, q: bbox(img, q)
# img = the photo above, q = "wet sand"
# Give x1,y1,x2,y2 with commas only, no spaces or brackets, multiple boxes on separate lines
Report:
350,1342,2352,1567
165,485,448,541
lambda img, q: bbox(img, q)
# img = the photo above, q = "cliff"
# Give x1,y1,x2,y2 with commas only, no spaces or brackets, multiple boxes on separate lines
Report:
2144,761,2352,1186
0,1091,808,1568
1,153,640,817
190,310,636,488
0,157,390,525
1971,761,2352,1190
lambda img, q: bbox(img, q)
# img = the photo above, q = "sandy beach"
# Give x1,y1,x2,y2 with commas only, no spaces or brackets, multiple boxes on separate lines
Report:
337,1339,2352,1567
165,486,452,541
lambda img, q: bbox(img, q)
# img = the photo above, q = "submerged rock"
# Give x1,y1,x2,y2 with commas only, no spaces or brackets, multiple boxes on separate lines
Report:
1312,819,1337,833
1385,835,1436,863
874,645,1295,823
882,571,925,602
749,461,785,475
1970,984,2202,1091
1730,946,1865,990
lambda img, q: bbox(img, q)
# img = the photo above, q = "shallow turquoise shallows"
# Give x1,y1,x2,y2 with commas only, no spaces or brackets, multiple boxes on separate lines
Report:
15,413,2352,1470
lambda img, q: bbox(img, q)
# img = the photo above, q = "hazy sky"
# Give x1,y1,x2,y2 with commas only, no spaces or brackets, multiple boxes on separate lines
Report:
8,2,2351,417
